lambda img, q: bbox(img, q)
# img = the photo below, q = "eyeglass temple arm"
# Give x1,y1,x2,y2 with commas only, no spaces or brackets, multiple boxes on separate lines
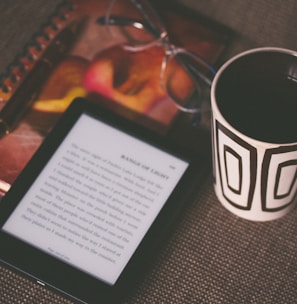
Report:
129,0,165,37
97,15,160,38
172,51,216,86
188,64,214,86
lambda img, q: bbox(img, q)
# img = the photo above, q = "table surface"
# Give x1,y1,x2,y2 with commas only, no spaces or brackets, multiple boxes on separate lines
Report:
1,1,297,304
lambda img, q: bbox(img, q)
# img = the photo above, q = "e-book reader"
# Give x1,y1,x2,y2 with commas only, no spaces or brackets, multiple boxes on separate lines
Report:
0,98,207,303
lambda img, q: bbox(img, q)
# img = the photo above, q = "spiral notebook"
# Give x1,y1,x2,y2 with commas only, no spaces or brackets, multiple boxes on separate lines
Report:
0,0,232,187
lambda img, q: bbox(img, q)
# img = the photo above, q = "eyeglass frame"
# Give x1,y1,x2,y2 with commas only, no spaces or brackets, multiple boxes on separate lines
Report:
97,0,217,116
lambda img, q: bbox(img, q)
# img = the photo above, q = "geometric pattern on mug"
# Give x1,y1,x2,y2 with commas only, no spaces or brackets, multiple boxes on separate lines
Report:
261,145,297,212
216,120,257,210
211,120,217,184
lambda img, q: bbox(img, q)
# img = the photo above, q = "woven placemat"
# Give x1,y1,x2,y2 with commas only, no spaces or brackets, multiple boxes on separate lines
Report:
181,0,297,58
0,265,73,304
123,175,297,304
1,175,297,303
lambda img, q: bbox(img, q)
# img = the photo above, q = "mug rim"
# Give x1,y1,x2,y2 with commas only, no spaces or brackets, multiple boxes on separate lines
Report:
211,47,297,146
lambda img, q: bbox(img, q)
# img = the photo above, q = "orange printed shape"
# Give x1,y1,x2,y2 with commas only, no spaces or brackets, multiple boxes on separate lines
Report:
33,56,88,113
83,45,168,113
34,87,86,113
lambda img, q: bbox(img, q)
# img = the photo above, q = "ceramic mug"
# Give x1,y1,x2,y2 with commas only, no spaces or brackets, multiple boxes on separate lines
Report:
211,47,297,221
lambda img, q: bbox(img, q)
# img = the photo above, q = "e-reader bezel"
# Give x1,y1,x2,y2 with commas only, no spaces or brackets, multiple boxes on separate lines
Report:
0,97,207,303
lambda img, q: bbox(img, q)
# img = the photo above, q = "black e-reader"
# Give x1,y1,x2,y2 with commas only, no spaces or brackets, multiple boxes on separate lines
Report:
0,98,207,303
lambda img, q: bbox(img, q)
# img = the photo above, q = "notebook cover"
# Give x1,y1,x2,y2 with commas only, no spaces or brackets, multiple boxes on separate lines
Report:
0,0,232,188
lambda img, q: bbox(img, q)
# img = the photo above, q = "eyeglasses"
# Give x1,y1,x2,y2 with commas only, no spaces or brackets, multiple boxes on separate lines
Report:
97,0,216,119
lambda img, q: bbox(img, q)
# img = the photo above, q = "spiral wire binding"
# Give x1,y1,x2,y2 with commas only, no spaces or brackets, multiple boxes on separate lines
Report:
0,0,77,105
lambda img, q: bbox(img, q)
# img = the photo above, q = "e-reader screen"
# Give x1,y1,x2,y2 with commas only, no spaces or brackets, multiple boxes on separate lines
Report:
2,110,189,286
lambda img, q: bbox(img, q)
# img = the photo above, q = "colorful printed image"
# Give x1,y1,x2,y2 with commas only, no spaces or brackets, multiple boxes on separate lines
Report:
0,0,230,185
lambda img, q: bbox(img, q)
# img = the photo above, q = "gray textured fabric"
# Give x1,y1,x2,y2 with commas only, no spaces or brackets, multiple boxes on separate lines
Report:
0,1,61,74
177,0,297,58
124,176,297,303
0,1,297,303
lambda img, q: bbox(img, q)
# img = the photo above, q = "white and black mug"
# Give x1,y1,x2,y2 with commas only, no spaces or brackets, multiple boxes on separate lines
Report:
211,47,297,221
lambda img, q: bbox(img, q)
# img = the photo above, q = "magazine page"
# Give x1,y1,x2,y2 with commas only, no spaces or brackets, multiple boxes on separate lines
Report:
0,0,231,186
